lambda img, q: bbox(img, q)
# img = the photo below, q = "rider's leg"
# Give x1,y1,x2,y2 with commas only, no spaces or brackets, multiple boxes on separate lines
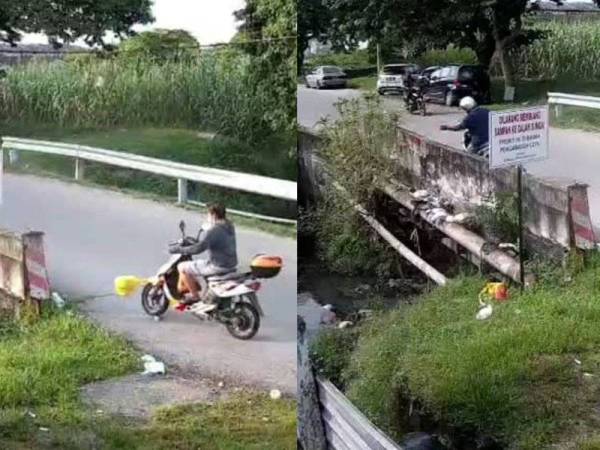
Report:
177,262,202,303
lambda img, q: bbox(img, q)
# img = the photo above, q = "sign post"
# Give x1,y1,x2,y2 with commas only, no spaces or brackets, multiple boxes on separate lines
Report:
488,105,550,289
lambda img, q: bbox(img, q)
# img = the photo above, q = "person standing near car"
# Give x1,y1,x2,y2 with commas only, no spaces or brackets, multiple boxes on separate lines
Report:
440,96,490,157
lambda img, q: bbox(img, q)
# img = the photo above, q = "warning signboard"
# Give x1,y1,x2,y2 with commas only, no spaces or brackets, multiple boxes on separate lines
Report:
489,106,549,169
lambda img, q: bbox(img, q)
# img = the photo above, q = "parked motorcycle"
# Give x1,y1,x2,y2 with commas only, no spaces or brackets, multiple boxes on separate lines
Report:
140,220,282,340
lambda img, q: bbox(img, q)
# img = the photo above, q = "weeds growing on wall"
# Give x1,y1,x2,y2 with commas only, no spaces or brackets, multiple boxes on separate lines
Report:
475,191,520,245
308,95,404,277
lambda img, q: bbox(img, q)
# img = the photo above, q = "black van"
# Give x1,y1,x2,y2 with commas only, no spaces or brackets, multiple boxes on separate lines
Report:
424,64,491,106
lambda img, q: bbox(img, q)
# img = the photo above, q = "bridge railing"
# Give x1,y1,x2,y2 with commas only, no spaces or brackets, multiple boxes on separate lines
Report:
1,137,297,224
548,92,600,117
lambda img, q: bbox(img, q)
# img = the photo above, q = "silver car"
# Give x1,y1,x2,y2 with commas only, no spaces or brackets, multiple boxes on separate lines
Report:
305,65,347,89
377,63,419,95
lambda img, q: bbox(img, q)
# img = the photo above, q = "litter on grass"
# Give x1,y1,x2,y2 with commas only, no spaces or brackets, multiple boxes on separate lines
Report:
141,354,165,375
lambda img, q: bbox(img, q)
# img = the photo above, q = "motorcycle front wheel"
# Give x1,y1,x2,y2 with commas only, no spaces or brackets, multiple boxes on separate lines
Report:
225,298,260,340
141,283,169,317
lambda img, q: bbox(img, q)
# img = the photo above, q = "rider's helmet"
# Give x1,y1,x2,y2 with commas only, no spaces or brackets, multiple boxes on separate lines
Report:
459,96,477,112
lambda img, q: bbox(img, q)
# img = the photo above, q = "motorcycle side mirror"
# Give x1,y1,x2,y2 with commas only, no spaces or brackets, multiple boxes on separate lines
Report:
179,220,186,235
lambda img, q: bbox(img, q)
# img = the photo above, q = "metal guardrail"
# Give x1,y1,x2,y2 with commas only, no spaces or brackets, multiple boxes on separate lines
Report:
548,92,600,116
1,137,297,223
316,377,402,450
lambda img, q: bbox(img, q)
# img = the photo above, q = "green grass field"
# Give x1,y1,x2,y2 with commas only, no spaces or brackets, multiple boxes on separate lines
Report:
331,256,600,448
0,307,296,450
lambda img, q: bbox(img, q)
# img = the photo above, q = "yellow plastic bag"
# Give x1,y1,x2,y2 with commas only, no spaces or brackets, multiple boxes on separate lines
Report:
114,276,148,297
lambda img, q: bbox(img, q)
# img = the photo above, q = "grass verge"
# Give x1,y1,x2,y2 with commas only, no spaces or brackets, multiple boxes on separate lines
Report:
0,307,296,449
349,76,377,92
339,256,600,448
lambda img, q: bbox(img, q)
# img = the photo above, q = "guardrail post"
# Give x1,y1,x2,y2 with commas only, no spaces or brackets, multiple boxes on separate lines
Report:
75,158,85,181
8,149,19,165
177,178,188,204
555,104,563,118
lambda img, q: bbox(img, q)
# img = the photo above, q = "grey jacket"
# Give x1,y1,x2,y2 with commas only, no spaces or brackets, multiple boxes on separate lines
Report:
172,221,238,269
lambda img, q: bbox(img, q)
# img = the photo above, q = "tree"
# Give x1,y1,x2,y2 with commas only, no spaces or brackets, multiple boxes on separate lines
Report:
297,0,331,72
234,0,297,134
0,0,153,47
120,29,200,62
325,0,600,100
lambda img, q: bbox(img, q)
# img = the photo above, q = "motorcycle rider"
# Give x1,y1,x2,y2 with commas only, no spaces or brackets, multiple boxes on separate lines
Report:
440,96,490,157
404,72,427,109
169,203,238,311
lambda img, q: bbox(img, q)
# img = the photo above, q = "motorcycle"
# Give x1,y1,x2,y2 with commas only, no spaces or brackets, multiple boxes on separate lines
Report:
140,220,282,340
404,82,427,116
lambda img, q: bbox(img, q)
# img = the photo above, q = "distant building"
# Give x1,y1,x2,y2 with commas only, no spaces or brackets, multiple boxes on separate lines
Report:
529,1,600,19
0,43,90,66
305,39,332,58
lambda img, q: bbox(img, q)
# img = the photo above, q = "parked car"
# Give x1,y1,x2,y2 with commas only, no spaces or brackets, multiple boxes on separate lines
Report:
305,66,348,89
419,66,440,80
377,63,419,95
424,64,491,106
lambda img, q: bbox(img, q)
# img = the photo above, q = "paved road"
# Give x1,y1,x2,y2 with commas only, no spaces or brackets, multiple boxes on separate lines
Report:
0,174,297,394
298,85,600,229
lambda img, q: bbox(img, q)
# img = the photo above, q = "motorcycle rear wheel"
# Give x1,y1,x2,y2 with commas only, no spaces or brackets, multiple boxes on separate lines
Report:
141,283,169,317
225,299,260,340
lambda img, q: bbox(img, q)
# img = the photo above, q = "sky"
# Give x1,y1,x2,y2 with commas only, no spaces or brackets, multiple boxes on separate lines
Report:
21,0,246,46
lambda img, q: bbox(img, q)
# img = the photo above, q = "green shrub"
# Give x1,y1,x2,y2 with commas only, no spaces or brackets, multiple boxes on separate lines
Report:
417,45,478,68
304,49,373,71
475,191,520,244
310,327,360,389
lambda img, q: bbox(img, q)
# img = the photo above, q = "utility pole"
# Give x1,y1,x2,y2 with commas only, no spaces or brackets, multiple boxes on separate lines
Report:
376,43,381,73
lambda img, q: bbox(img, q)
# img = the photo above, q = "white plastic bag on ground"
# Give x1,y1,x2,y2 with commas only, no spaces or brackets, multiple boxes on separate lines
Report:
141,354,165,375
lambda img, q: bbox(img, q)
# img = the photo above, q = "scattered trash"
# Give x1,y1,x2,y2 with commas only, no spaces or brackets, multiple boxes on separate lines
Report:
387,278,403,289
480,282,509,302
411,190,429,201
320,305,336,325
269,389,282,400
338,321,354,329
428,207,448,225
445,212,473,224
498,243,519,254
584,372,594,378
575,358,582,366
96,409,104,414
354,284,372,294
262,417,270,422
51,292,66,309
26,411,36,418
218,381,225,388
39,427,49,432
476,304,493,321
358,309,373,318
141,354,165,375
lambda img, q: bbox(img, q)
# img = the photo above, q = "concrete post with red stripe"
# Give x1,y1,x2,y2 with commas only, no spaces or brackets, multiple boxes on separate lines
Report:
568,183,596,250
22,232,50,300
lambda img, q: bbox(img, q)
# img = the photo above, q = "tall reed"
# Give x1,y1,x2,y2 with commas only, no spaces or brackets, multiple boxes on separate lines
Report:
0,53,280,143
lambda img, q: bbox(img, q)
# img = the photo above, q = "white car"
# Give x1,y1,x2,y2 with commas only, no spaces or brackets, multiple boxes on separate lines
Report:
377,64,419,95
305,65,347,89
